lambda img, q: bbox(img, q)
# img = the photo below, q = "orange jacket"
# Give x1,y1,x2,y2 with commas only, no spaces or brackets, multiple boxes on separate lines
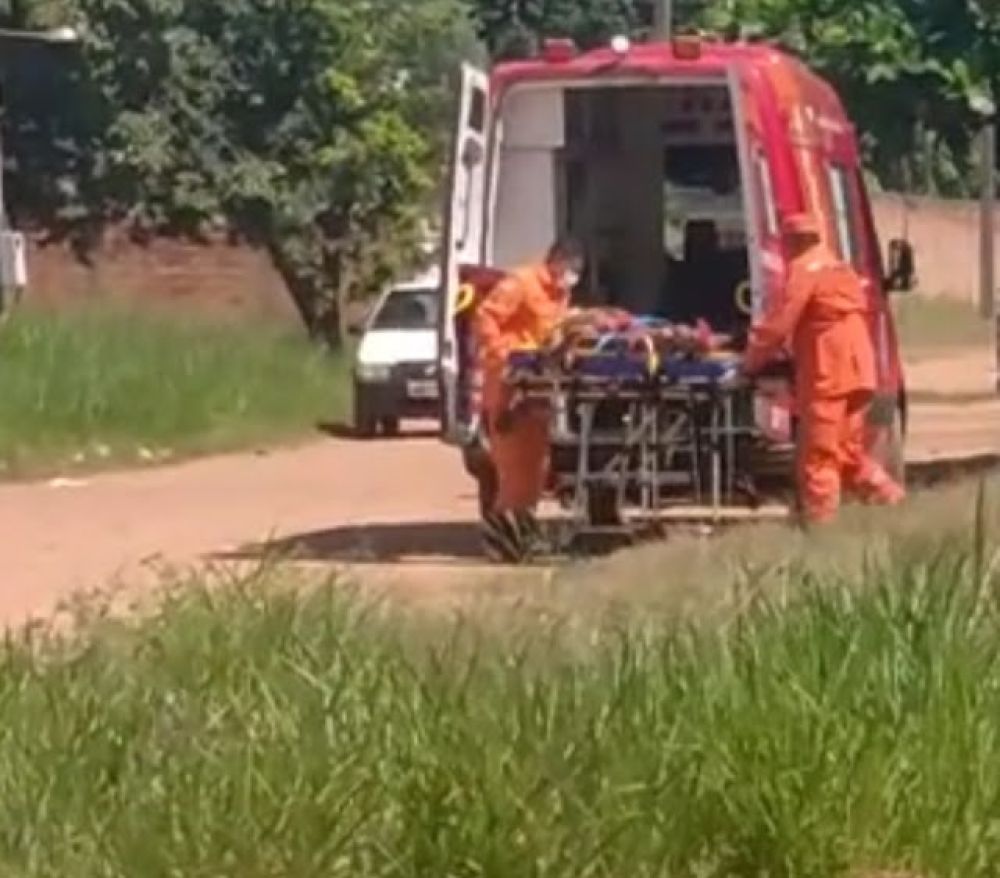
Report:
744,243,876,399
475,262,569,410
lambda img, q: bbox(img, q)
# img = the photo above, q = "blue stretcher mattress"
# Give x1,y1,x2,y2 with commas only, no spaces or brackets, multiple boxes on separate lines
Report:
506,349,740,384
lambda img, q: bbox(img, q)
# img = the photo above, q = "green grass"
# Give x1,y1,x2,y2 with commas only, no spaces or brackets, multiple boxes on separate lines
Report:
4,483,1000,876
0,305,348,476
893,294,992,353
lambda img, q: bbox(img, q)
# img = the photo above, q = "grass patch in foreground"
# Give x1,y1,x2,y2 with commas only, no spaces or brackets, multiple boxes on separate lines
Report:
0,305,347,475
8,492,1000,876
892,293,992,353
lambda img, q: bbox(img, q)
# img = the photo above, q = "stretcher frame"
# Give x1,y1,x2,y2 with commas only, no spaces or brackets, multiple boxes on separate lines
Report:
506,360,761,546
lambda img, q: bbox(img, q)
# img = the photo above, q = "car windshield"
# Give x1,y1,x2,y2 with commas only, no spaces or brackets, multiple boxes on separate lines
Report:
371,287,440,330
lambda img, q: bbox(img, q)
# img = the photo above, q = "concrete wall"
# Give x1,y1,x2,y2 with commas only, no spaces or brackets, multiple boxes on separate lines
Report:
870,192,999,304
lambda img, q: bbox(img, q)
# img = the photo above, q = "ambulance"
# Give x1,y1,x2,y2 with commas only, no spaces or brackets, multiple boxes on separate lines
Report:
437,33,916,518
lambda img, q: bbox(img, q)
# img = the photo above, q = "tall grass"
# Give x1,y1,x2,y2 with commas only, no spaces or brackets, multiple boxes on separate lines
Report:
892,294,991,353
3,501,1000,876
0,305,347,475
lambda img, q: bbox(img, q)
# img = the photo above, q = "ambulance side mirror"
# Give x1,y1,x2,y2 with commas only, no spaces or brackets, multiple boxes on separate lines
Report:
884,238,916,293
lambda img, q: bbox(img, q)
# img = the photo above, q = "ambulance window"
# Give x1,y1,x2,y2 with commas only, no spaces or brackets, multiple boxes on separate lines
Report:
754,151,779,237
468,86,486,133
827,164,862,270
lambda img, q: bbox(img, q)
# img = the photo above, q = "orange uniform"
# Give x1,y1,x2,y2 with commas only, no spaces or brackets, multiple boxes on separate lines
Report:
475,262,569,513
744,241,904,523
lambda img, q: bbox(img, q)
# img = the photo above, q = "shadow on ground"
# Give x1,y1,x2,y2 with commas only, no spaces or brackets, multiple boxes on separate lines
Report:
222,520,484,566
909,453,1000,488
315,421,439,442
219,454,1000,569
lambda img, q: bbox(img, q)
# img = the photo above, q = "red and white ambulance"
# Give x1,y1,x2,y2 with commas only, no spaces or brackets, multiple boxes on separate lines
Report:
438,33,916,517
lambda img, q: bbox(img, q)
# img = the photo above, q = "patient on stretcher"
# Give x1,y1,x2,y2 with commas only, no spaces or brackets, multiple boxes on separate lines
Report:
504,306,738,384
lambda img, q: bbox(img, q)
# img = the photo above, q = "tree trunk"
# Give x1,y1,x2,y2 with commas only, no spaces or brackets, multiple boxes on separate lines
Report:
267,241,340,348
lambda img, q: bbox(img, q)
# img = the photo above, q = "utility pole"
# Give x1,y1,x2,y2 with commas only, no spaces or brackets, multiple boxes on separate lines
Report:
653,0,673,40
979,121,995,321
976,117,1000,394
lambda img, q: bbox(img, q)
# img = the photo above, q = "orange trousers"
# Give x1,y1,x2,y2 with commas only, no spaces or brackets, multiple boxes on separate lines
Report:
797,392,905,523
486,405,550,514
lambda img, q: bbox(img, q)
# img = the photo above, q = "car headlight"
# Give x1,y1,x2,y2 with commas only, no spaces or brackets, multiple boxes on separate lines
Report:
356,363,391,383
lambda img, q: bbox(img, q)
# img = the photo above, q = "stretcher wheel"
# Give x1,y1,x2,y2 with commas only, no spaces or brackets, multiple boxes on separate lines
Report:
587,488,622,527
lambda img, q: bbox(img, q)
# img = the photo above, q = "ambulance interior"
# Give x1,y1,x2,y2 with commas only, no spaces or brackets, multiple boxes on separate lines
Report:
490,82,753,339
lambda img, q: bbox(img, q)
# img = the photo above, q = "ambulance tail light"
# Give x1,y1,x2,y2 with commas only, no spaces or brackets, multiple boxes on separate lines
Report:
542,38,578,63
672,35,702,60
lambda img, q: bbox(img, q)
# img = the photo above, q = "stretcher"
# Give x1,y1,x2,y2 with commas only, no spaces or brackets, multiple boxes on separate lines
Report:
503,341,762,547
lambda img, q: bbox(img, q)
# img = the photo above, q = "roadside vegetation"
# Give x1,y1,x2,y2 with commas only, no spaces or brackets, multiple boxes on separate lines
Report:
0,305,347,476
0,478,996,877
893,294,992,355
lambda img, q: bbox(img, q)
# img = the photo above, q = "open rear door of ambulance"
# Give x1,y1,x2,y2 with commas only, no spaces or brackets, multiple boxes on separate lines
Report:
439,63,490,445
728,62,795,448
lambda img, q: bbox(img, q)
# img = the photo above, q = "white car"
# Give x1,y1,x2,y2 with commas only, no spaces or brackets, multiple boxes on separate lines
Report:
352,270,441,438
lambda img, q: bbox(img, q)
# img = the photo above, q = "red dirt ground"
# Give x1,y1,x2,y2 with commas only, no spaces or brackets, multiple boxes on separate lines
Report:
2,350,998,628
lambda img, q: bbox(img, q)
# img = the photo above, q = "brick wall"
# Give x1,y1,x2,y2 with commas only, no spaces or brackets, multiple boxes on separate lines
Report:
24,227,301,323
18,195,996,314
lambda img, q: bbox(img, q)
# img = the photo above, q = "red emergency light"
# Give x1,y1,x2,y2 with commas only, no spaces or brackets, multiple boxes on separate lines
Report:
671,34,703,60
541,37,578,63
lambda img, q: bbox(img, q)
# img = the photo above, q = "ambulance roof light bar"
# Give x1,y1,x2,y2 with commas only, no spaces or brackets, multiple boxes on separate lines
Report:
541,37,578,63
671,34,703,60
610,35,631,56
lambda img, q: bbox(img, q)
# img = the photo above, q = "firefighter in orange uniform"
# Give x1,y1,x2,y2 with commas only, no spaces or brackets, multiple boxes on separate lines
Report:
743,213,905,524
474,238,584,559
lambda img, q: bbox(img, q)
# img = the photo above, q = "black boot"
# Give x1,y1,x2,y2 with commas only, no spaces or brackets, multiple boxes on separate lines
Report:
481,509,542,564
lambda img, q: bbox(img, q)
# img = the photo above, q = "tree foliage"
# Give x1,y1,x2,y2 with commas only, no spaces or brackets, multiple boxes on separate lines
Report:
703,0,1000,195
468,0,643,57
468,0,999,196
1,0,474,343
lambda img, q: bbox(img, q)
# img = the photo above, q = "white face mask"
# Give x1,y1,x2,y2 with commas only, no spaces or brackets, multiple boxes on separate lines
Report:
562,269,581,290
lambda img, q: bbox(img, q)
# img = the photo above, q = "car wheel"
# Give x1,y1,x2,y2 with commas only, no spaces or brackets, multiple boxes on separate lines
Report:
353,386,378,439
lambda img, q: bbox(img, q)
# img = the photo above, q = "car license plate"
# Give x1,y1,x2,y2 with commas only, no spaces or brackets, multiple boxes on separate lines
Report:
407,379,438,400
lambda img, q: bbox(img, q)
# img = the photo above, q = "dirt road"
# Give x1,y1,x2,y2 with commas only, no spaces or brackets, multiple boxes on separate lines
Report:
0,436,485,626
3,351,999,628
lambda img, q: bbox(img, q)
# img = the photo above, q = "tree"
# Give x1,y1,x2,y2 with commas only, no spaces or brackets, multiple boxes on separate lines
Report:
467,0,715,58
468,0,643,58
701,0,997,196
467,0,996,196
0,0,475,344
